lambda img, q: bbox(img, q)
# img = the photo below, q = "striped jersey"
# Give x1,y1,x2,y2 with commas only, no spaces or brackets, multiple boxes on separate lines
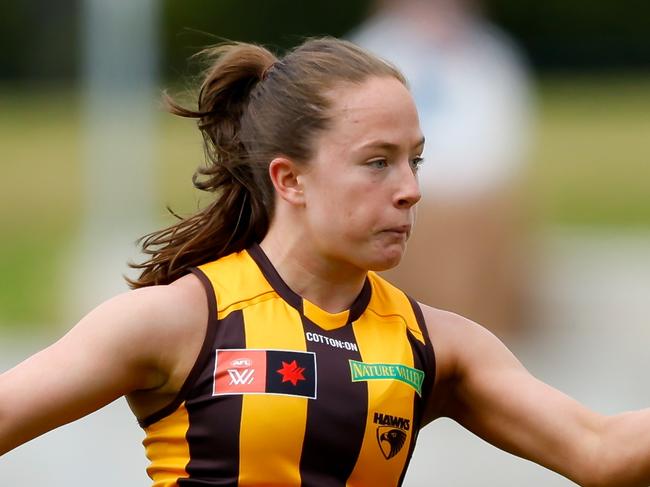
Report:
140,243,436,486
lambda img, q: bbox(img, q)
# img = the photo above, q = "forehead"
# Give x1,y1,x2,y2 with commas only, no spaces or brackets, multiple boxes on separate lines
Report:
322,76,423,149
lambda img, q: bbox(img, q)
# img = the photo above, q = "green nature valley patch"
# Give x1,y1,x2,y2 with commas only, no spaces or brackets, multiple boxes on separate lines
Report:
349,360,424,396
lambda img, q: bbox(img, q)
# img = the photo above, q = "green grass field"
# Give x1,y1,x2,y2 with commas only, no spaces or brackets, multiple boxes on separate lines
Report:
1,74,649,327
530,75,650,227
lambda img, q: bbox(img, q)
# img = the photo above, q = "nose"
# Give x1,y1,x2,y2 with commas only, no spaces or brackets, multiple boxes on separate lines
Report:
394,162,421,209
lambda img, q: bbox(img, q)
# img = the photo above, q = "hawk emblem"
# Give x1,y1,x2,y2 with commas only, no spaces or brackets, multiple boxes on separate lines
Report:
376,426,407,460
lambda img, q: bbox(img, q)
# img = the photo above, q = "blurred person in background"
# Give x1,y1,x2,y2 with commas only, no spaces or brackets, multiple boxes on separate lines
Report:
352,0,535,338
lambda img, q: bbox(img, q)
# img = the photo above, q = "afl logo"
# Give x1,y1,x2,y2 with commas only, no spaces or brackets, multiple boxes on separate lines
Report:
373,412,410,460
230,358,252,368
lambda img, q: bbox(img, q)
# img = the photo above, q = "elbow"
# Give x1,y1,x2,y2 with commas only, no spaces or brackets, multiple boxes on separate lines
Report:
573,467,603,487
578,475,607,487
578,412,650,487
579,471,627,487
0,399,23,457
572,449,614,487
570,427,612,487
576,465,613,487
0,409,10,457
580,466,648,487
576,444,642,487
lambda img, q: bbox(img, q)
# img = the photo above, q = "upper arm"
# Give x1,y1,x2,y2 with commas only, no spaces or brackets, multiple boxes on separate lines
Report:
0,276,207,455
422,304,605,485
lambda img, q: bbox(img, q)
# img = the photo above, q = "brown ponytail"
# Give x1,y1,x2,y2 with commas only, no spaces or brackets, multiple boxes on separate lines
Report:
128,37,405,288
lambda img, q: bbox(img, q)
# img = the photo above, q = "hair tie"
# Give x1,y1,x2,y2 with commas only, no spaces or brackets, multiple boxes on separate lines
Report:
261,60,280,81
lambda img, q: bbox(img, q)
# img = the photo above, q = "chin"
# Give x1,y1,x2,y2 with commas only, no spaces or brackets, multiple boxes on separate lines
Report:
365,249,404,272
337,239,405,272
370,260,401,272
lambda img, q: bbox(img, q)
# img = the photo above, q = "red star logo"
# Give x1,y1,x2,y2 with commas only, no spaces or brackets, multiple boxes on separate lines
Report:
276,360,306,386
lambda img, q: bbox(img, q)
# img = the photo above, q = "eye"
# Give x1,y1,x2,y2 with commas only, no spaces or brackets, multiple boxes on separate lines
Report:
410,156,424,171
368,158,388,169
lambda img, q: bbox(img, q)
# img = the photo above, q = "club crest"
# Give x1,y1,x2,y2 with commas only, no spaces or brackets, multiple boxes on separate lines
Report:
373,411,410,460
376,427,407,460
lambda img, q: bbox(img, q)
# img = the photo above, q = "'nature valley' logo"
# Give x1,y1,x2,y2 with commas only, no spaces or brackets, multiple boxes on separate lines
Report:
349,360,424,396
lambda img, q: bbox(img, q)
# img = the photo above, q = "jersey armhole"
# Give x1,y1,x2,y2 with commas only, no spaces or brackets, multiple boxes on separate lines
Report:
138,267,219,428
406,295,437,405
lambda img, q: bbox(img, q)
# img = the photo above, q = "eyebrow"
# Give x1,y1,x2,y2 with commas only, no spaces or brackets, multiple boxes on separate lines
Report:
357,136,426,152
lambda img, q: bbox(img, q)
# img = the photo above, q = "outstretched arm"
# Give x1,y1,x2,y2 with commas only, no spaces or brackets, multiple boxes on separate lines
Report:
423,305,650,487
0,277,206,456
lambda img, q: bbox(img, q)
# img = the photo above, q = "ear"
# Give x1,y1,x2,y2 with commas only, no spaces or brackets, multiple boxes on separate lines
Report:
268,156,306,206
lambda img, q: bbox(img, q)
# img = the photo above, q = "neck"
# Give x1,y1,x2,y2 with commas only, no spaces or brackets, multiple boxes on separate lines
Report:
259,223,367,314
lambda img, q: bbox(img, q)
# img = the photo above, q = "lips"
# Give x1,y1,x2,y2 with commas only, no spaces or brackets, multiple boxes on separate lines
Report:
381,225,411,238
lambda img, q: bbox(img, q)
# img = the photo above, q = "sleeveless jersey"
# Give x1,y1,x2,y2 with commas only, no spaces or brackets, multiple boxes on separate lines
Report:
140,244,436,486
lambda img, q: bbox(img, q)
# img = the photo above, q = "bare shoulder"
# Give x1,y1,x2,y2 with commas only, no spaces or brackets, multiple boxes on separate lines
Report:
66,272,209,393
108,272,210,418
419,304,479,378
141,271,208,337
92,272,207,349
162,272,210,377
418,303,520,421
125,273,209,387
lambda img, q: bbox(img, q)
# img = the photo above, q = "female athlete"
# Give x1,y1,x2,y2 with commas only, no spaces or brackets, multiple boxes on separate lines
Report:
1,37,650,487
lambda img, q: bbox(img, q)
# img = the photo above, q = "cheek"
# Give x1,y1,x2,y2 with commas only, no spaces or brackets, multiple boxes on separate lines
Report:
333,203,381,243
305,175,380,236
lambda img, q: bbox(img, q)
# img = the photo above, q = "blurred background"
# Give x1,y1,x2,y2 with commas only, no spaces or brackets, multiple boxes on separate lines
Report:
1,1,649,485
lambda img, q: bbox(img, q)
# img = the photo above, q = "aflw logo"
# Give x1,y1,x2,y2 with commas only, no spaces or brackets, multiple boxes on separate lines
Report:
227,368,254,385
213,349,317,398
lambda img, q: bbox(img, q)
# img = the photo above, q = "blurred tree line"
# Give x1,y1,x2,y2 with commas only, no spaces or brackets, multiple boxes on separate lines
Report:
1,0,649,82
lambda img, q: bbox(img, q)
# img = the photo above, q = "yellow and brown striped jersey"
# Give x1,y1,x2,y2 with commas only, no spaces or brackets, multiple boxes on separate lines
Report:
140,244,436,486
